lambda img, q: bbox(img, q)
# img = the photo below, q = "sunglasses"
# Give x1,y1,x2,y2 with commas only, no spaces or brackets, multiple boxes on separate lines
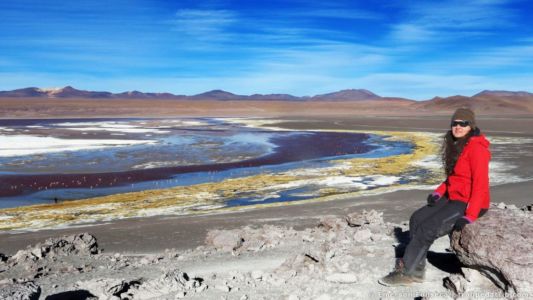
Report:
451,120,470,127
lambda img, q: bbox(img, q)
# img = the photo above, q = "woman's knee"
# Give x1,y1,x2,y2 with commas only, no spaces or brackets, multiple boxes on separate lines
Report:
410,205,432,226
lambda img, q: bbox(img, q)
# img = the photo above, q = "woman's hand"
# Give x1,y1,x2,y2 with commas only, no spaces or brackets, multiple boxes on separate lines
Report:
426,192,441,206
453,217,471,231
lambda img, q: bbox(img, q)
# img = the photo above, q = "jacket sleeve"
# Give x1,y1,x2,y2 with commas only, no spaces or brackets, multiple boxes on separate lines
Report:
435,180,447,196
465,145,490,221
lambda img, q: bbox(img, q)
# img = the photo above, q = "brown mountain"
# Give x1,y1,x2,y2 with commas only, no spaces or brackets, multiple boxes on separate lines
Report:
0,86,115,98
0,87,49,97
311,89,381,101
115,91,185,99
1,87,532,114
190,90,246,100
411,91,533,114
0,86,387,101
473,90,532,98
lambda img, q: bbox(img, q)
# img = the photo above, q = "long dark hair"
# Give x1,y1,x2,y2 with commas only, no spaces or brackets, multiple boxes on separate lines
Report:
441,128,479,176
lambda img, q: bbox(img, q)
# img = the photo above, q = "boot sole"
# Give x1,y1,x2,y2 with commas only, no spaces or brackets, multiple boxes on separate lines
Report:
377,277,424,287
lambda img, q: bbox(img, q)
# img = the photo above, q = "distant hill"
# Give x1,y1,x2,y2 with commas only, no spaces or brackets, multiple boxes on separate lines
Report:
0,86,385,101
311,89,381,101
0,86,115,98
1,86,532,113
412,91,533,113
473,90,532,98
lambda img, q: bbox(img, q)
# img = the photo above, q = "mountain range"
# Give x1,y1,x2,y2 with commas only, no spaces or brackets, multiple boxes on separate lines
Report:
0,86,391,101
1,86,532,113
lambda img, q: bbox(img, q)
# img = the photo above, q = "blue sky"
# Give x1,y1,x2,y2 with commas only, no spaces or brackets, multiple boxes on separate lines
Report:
0,0,531,100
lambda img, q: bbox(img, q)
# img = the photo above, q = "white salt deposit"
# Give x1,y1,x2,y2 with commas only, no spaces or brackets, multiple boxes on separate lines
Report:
0,135,156,157
316,175,399,189
166,120,210,126
489,161,529,185
411,154,441,169
61,126,170,134
488,136,533,145
132,161,185,169
52,121,170,134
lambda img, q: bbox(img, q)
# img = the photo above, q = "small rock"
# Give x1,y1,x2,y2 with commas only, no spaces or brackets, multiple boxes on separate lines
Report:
240,295,249,300
346,210,384,226
216,284,231,292
251,270,263,281
205,230,243,252
195,284,208,292
319,216,347,231
175,291,186,299
443,274,467,296
522,204,532,212
139,257,151,265
325,273,358,283
353,228,372,242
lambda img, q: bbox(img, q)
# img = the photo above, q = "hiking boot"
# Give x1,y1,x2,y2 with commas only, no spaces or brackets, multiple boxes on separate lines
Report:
378,259,424,287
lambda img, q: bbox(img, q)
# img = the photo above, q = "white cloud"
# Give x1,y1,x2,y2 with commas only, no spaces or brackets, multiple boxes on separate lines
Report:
171,9,236,41
389,24,436,42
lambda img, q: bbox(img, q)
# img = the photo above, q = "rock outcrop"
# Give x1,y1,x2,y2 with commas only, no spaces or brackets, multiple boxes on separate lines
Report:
450,205,533,297
74,269,206,299
0,281,41,300
8,233,98,266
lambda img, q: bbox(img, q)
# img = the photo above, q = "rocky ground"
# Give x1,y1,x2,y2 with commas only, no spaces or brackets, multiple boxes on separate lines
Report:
1,202,532,300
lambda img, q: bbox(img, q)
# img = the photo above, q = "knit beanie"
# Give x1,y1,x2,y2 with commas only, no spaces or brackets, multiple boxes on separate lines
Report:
451,108,476,129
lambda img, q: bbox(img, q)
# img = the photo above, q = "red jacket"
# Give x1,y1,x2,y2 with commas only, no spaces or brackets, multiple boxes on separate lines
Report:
435,134,491,221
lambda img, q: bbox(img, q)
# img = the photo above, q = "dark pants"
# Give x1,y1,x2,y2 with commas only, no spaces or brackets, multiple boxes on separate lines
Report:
402,197,466,274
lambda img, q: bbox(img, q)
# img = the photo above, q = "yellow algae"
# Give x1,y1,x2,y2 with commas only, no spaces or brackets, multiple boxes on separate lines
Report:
333,131,441,182
0,128,443,232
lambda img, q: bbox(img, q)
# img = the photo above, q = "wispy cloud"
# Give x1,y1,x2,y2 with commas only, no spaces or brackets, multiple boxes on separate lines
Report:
390,0,519,43
290,8,383,20
389,24,435,42
410,0,516,29
170,9,237,41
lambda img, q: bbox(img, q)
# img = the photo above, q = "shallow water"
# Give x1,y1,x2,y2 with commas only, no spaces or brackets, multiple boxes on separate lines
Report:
0,118,413,208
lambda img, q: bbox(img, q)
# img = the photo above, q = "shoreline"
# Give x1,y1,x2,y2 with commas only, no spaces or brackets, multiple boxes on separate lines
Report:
0,130,373,200
0,127,440,232
1,179,530,256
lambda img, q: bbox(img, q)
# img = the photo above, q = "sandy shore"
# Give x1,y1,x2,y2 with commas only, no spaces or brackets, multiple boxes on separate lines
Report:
1,116,532,254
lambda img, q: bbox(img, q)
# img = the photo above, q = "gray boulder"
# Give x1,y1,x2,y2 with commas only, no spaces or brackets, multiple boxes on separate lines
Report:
9,233,98,265
0,281,41,300
205,229,243,252
450,208,533,296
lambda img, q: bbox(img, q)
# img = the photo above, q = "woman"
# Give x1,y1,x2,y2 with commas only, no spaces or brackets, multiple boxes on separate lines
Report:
379,108,491,286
